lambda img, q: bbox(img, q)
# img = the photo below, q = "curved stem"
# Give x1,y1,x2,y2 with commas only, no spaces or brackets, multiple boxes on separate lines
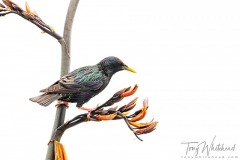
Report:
45,0,80,160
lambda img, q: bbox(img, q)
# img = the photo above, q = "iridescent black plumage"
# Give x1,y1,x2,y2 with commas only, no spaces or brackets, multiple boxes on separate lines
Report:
30,56,136,107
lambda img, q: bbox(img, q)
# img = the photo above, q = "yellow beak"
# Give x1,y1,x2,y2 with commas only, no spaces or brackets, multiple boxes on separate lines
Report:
124,66,137,73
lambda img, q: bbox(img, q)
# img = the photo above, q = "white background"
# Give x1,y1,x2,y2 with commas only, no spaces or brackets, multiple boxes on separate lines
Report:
0,0,240,159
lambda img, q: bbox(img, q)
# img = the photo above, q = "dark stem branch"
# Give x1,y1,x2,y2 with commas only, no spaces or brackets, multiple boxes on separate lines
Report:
50,110,143,142
50,105,143,142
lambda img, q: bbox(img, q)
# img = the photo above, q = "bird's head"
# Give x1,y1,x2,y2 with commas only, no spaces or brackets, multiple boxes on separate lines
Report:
99,56,136,76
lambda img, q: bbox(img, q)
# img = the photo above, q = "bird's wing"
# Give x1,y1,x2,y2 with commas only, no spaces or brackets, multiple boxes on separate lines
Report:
40,66,105,93
59,68,104,90
40,81,73,93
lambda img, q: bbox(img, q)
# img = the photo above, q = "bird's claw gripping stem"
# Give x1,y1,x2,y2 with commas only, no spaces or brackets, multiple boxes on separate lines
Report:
79,105,99,120
55,101,69,108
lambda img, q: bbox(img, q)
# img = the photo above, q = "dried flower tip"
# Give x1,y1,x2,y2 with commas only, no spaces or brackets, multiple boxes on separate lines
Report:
130,105,147,122
127,109,141,119
121,84,138,98
143,98,148,107
135,121,158,134
122,111,130,116
118,97,138,112
128,97,138,106
108,106,118,111
98,110,108,115
124,86,131,92
5,6,11,11
32,11,38,16
25,2,32,14
95,112,117,120
49,25,54,32
54,140,68,160
129,121,151,128
113,88,128,99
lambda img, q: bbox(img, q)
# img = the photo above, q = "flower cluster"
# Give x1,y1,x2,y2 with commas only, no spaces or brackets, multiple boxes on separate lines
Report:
93,85,157,137
53,84,158,141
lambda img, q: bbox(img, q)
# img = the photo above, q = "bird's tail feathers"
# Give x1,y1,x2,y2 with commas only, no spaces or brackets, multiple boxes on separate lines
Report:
29,93,62,107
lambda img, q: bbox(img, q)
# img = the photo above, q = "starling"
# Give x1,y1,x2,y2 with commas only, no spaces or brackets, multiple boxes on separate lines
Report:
29,56,136,108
